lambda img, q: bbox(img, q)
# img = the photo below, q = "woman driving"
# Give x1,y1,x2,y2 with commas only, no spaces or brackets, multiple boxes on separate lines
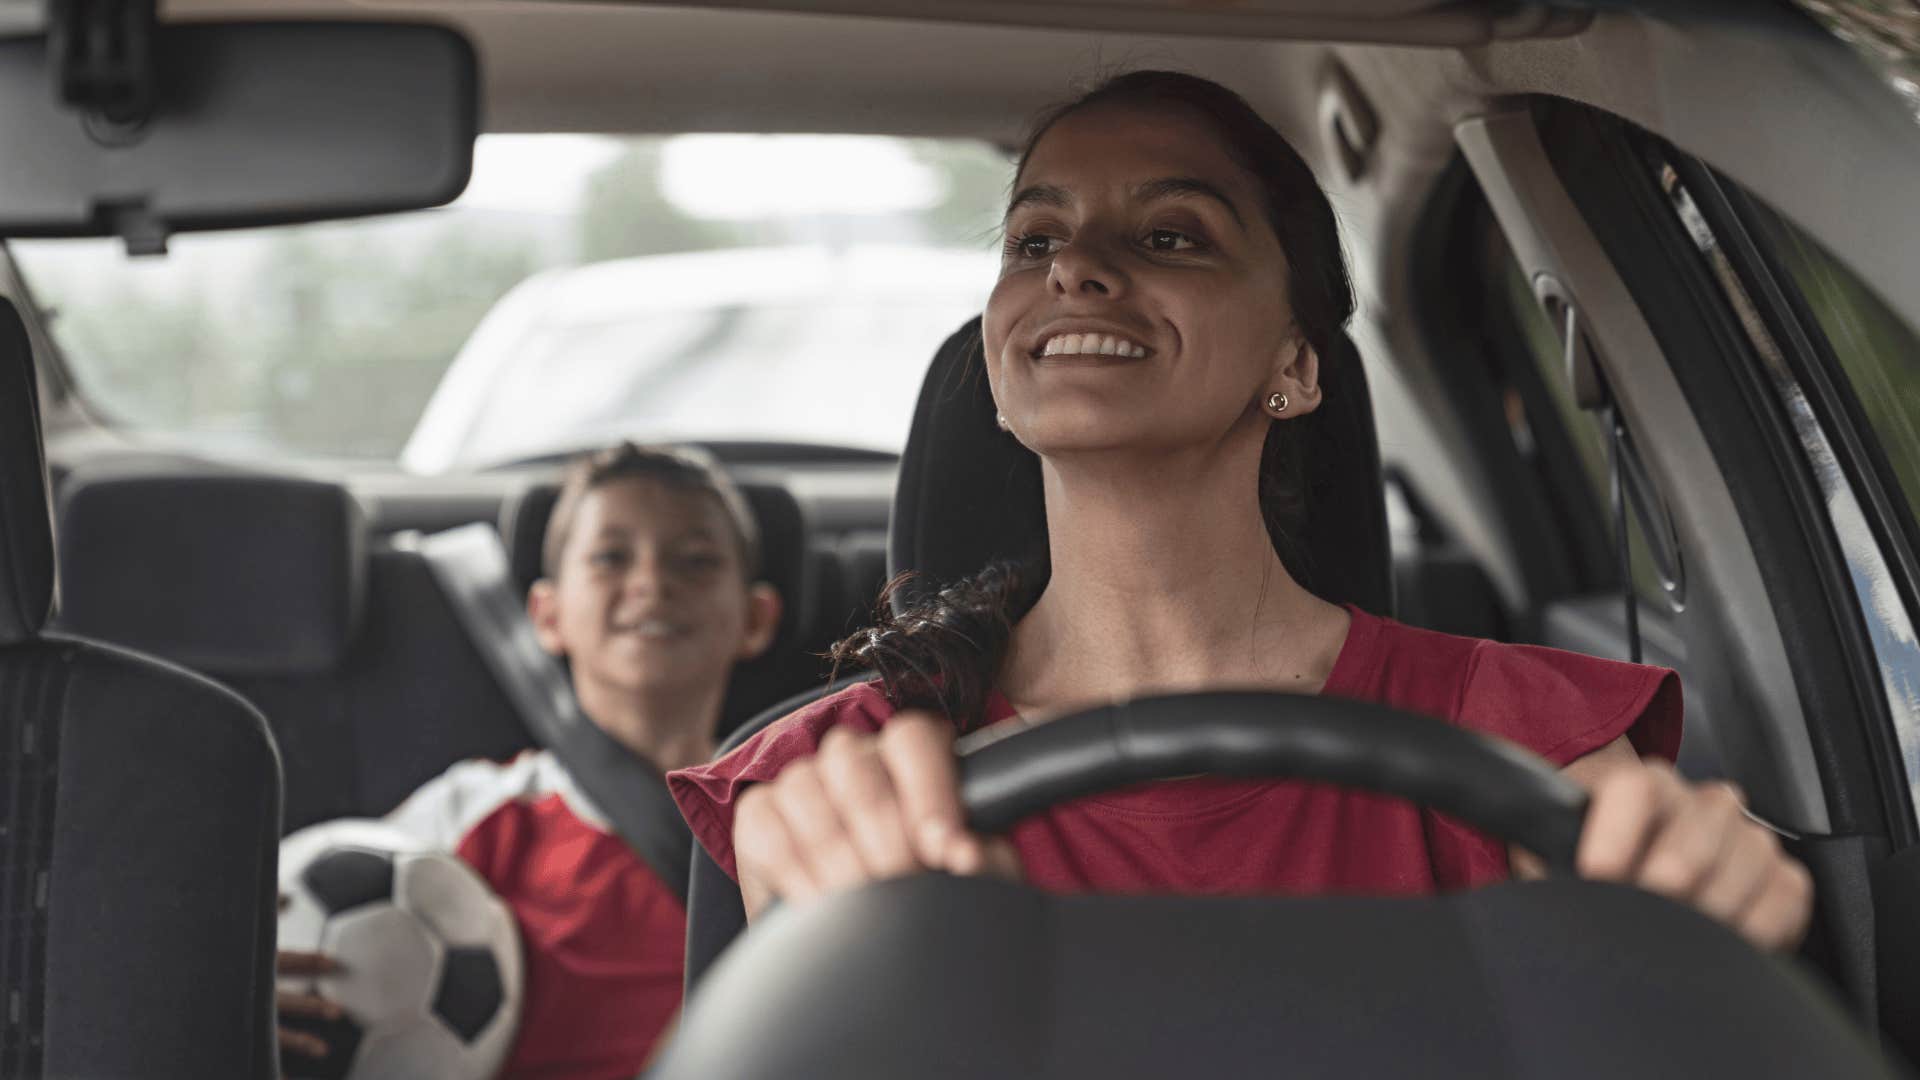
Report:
665,70,1813,951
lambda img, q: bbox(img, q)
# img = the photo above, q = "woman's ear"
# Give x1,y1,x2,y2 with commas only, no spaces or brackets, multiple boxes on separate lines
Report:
527,579,567,657
738,583,783,660
1263,337,1324,419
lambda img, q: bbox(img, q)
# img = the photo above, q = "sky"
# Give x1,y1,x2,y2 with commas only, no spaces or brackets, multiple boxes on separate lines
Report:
454,134,949,219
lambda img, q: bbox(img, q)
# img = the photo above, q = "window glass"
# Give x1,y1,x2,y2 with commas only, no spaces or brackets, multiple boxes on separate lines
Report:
7,134,1010,467
1747,205,1920,522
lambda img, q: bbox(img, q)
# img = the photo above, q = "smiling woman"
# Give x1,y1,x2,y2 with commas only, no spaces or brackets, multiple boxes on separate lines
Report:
5,133,1009,465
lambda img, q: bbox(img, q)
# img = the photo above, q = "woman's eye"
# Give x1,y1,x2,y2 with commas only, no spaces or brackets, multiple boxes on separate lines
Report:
1007,233,1060,260
1146,229,1199,252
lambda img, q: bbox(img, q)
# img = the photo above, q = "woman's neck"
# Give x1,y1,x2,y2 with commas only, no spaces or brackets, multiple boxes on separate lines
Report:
573,680,720,774
1000,438,1349,716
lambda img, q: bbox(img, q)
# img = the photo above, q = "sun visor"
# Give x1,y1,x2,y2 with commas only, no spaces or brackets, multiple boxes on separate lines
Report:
56,465,366,675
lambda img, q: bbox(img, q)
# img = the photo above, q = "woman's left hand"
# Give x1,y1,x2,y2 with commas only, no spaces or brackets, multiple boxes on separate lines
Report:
1573,756,1813,952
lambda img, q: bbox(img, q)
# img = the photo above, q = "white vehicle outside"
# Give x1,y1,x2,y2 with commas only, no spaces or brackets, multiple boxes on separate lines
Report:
402,244,997,473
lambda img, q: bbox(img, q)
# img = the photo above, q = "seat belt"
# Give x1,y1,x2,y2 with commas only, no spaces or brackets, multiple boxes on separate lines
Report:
411,523,691,900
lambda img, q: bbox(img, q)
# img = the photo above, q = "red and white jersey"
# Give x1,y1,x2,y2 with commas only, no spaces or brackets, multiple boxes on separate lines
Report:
388,750,686,1080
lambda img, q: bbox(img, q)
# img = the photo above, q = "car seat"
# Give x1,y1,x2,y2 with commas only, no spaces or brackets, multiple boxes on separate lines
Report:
0,298,282,1079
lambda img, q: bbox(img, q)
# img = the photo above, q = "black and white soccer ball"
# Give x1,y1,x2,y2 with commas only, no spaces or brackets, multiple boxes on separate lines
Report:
277,820,524,1080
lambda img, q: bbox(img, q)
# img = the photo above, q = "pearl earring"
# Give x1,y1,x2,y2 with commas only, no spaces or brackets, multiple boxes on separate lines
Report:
996,412,1011,431
1266,392,1290,414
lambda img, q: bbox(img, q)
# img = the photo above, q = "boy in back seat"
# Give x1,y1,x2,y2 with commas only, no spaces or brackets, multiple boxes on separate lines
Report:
278,443,781,1079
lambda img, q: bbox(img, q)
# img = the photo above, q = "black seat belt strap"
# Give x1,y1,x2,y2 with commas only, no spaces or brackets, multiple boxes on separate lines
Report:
412,523,692,900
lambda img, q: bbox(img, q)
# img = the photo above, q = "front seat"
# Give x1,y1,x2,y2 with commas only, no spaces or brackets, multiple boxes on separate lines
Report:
0,298,282,1078
683,316,1392,989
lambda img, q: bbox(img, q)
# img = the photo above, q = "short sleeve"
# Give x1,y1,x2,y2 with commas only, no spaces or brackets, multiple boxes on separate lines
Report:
1423,642,1684,891
1453,640,1683,767
666,681,893,880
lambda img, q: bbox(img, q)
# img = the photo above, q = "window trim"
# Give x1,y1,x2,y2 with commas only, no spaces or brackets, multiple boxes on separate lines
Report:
1535,97,1918,845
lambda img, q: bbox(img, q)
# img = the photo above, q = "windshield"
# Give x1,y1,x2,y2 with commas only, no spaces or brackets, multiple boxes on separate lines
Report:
8,134,1010,468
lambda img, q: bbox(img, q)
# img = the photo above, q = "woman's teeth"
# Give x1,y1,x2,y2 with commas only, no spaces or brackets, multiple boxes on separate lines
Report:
1040,333,1148,358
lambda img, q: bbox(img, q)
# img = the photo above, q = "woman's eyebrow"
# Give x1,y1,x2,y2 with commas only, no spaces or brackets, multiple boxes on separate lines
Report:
1005,183,1071,220
1134,177,1245,228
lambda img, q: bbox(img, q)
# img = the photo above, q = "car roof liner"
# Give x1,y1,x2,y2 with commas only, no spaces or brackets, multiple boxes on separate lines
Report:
363,0,1588,45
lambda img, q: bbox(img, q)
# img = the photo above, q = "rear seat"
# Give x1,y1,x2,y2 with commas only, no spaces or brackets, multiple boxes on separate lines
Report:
56,463,841,833
55,463,531,833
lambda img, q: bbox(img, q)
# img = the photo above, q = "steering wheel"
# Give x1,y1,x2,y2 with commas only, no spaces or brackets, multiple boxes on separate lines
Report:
956,689,1588,871
655,691,1890,1080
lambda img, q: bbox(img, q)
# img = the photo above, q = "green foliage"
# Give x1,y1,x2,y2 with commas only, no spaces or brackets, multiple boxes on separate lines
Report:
906,139,1012,249
575,141,746,263
20,134,1017,461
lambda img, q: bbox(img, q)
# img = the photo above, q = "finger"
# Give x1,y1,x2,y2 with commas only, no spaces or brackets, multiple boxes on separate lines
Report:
817,727,919,877
278,1027,331,1059
1694,822,1780,923
734,784,821,916
1739,860,1815,952
1637,781,1744,902
1577,764,1681,882
878,712,967,867
276,950,343,976
277,991,344,1021
768,759,871,892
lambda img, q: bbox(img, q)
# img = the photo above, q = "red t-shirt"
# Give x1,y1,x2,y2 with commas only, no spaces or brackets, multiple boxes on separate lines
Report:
387,750,684,1080
667,606,1682,895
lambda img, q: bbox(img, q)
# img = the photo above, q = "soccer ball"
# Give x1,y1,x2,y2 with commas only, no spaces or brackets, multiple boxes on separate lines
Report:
277,820,524,1080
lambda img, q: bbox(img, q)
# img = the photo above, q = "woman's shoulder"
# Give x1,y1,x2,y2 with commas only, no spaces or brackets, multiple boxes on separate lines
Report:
665,679,896,877
1346,607,1683,766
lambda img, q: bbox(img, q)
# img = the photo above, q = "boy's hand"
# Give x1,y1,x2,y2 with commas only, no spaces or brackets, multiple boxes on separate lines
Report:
276,948,346,1059
734,710,1021,919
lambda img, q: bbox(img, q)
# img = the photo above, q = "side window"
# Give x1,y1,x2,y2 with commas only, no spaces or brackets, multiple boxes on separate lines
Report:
1642,149,1920,808
1746,204,1920,524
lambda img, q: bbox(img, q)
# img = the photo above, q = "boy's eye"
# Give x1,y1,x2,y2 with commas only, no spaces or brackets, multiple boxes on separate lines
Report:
672,552,723,574
588,550,628,569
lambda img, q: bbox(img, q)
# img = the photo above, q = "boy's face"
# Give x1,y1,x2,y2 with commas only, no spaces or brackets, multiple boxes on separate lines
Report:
529,477,779,703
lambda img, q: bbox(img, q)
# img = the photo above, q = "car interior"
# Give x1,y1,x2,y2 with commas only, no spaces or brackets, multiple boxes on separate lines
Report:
4,0,1920,1077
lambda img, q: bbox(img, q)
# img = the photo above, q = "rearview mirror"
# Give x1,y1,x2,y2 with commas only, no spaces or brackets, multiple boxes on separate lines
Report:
0,21,476,254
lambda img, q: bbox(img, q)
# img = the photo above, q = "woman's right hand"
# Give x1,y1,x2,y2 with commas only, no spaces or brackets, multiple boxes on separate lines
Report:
733,710,1021,920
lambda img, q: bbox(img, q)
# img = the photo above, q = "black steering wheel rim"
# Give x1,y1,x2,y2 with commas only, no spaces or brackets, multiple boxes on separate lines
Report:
956,690,1590,873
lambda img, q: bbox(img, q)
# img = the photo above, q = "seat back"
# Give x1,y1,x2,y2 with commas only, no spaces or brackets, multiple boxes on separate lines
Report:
55,465,532,833
0,299,282,1079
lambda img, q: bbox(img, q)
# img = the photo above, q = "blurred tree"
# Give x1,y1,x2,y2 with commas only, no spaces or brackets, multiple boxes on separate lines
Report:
906,138,1013,248
576,140,745,262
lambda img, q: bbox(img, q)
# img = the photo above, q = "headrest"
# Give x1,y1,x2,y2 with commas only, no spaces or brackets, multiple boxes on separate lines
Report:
56,465,366,675
889,318,1393,614
0,298,54,646
498,473,811,645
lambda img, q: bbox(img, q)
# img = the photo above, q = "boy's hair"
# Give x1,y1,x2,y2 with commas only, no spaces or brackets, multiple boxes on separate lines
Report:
541,442,762,582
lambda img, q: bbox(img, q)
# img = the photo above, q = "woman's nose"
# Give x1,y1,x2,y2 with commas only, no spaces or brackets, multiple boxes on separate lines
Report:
1047,239,1128,298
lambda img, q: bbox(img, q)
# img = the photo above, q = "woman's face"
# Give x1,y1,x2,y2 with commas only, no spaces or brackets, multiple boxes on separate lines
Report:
982,102,1316,459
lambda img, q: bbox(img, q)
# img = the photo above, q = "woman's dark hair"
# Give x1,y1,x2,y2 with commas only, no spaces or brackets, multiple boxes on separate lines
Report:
830,70,1356,729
